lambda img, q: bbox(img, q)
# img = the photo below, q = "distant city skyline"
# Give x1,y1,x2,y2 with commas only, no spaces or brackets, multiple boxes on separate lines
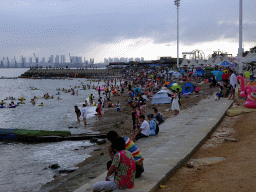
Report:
0,0,255,63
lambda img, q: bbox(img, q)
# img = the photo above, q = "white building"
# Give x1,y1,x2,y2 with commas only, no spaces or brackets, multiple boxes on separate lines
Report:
42,57,46,63
29,57,33,64
60,55,65,64
114,58,119,62
128,58,133,62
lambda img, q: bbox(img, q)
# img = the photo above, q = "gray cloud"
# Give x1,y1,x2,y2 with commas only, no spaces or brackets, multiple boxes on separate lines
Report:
0,0,255,59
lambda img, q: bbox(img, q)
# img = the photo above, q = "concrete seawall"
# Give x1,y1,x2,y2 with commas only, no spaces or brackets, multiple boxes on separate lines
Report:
20,69,122,78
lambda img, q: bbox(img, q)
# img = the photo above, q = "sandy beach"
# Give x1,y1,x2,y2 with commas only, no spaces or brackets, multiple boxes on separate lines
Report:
40,80,217,192
156,99,256,192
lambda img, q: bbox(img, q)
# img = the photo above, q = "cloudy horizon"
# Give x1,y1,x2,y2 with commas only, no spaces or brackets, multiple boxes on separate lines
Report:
0,0,255,63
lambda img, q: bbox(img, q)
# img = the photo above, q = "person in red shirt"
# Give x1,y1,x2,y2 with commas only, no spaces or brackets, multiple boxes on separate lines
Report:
222,72,229,83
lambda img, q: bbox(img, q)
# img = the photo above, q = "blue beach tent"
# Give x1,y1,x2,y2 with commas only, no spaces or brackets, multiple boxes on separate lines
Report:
182,82,195,95
218,61,236,68
196,68,204,76
168,82,175,88
211,70,223,81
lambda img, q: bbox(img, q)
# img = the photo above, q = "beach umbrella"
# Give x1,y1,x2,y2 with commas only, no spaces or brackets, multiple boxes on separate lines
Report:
171,83,182,92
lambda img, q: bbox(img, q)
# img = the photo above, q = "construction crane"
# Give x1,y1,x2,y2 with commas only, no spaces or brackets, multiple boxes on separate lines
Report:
14,56,17,68
0,57,4,67
7,57,10,68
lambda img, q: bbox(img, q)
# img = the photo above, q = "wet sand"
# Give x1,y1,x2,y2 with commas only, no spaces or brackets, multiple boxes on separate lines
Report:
40,81,216,192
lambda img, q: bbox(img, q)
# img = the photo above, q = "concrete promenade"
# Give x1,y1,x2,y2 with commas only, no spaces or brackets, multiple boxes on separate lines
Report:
74,93,234,192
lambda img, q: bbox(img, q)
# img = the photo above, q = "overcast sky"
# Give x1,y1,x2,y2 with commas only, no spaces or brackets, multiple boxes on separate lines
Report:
0,0,256,62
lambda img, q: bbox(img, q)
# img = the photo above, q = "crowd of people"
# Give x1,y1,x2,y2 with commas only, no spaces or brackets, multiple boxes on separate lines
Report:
89,66,255,191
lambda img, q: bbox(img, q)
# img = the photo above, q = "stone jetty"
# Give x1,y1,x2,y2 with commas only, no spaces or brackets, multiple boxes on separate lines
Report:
20,68,122,78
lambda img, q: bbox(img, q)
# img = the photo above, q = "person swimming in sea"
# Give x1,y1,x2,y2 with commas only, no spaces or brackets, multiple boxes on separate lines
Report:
30,99,35,105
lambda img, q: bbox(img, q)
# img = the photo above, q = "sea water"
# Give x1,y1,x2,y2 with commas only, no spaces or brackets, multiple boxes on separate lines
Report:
0,68,103,192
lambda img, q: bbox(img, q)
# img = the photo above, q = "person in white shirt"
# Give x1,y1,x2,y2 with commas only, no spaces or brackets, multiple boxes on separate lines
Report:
81,104,87,126
134,115,150,141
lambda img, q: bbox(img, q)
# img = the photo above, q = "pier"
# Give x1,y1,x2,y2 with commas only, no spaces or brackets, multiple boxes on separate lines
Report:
20,68,123,78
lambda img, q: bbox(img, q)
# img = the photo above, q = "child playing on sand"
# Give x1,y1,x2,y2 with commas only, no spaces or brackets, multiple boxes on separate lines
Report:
116,101,121,112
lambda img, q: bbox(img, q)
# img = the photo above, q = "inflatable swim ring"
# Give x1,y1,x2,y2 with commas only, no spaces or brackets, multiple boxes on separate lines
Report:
134,88,141,94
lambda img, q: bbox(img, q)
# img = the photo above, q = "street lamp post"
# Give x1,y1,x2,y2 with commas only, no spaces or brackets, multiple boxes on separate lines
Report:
174,0,180,68
238,0,243,74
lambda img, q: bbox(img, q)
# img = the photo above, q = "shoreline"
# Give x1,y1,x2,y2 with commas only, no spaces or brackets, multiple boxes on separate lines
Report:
40,81,217,192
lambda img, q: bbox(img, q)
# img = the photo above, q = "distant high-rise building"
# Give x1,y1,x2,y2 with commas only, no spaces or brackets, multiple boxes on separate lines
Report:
120,57,125,62
70,56,82,63
135,57,140,62
129,58,134,62
60,55,65,64
42,57,46,63
21,56,26,68
55,55,59,64
48,55,54,63
108,57,113,63
125,58,128,63
141,57,144,62
104,58,109,64
90,58,94,64
84,60,89,65
114,58,119,62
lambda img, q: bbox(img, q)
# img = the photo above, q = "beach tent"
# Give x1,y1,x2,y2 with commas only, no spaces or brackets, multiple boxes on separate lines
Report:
151,90,173,105
211,70,223,81
196,68,204,76
182,82,195,95
206,57,214,66
213,56,222,66
172,72,182,78
218,61,236,68
168,82,175,88
171,83,182,92
198,58,206,66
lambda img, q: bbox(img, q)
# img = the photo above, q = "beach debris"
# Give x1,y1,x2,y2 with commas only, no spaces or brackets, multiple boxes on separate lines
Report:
49,164,60,169
58,168,77,174
90,137,106,145
164,109,170,112
224,138,238,142
94,147,101,151
90,137,98,143
68,126,78,129
96,139,106,145
160,185,167,189
189,157,227,166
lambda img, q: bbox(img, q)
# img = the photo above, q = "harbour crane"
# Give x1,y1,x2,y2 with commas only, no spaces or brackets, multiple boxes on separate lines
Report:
7,57,10,68
14,56,17,68
0,57,4,67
